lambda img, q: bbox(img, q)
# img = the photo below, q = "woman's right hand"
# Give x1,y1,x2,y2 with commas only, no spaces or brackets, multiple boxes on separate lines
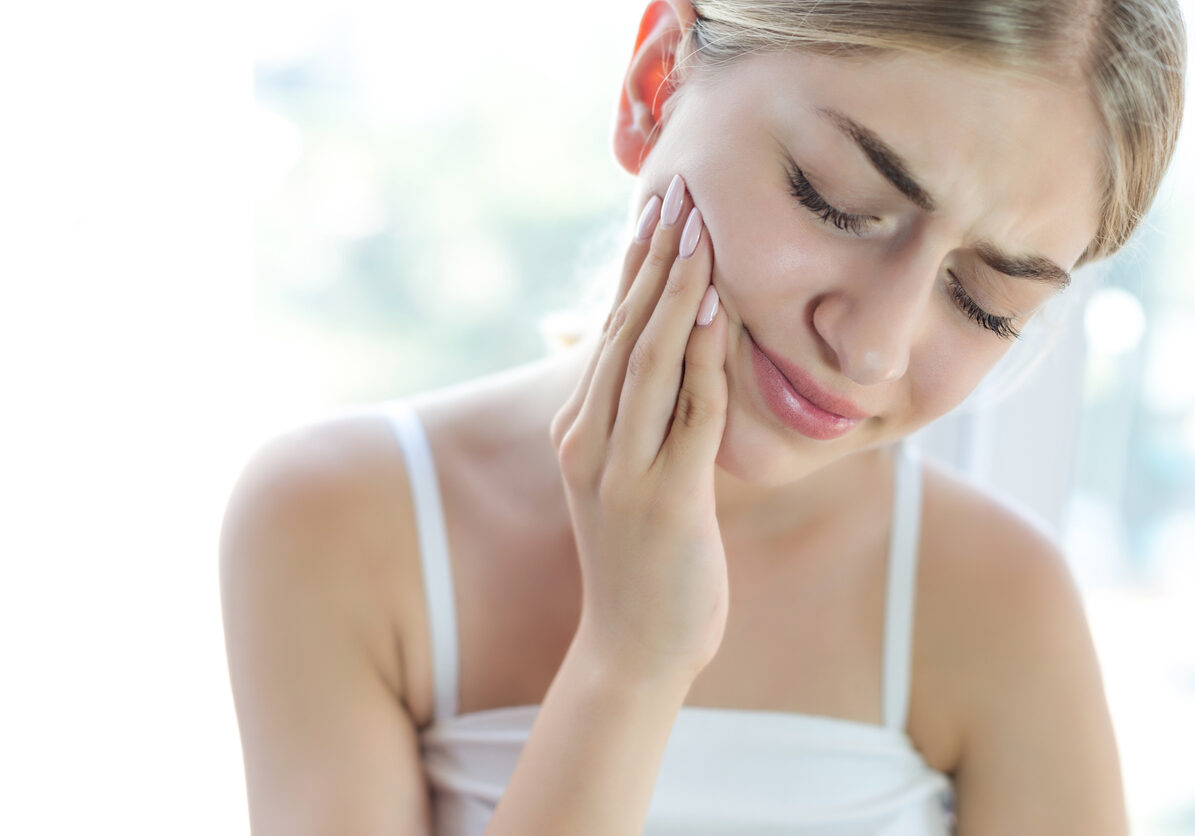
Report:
549,174,730,683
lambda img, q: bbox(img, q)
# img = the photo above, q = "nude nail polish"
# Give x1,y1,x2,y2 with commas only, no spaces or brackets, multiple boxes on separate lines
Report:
679,207,702,258
635,194,662,241
660,174,685,227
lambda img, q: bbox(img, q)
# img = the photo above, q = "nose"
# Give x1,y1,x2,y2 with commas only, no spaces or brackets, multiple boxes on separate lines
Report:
811,247,936,386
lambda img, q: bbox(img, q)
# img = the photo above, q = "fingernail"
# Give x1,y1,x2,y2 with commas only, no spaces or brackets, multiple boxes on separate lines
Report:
660,173,685,228
696,284,719,327
635,194,662,241
678,207,702,258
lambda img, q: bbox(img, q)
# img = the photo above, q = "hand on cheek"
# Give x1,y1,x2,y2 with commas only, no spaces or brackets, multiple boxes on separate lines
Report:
548,173,731,680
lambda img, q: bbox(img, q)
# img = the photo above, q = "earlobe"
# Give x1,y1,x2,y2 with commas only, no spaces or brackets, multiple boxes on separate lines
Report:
612,1,692,175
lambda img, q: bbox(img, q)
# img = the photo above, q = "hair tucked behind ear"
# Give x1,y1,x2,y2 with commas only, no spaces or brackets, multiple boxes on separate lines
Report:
670,0,1187,268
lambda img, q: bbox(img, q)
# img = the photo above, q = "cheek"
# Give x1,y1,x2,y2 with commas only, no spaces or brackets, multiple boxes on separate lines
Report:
682,131,869,312
702,189,847,318
906,330,1009,420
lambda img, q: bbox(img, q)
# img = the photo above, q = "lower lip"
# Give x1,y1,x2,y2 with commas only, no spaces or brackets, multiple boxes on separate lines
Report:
749,337,862,441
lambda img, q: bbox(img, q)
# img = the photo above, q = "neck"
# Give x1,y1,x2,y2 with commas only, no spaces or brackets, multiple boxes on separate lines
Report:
711,445,890,549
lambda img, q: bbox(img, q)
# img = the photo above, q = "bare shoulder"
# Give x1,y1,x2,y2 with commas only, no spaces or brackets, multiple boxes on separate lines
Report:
218,351,579,712
917,459,1128,834
218,408,441,834
219,408,417,697
918,457,1078,633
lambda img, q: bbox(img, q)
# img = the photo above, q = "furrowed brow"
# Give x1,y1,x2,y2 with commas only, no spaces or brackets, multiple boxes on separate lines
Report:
816,106,1072,290
817,106,937,212
975,242,1072,290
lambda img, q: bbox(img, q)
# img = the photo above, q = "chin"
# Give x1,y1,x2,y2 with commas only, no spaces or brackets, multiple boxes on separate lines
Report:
714,396,837,486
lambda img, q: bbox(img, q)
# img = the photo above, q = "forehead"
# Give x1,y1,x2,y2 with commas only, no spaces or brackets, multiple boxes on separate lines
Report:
702,48,1105,267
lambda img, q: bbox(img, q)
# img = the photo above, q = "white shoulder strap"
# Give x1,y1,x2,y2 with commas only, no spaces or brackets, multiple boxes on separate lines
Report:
883,440,923,732
385,399,459,722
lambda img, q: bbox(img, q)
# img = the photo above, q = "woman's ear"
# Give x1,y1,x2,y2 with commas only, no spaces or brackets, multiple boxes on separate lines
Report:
612,1,696,175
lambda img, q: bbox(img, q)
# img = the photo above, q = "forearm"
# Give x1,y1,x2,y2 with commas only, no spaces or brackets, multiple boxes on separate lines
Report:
484,629,696,835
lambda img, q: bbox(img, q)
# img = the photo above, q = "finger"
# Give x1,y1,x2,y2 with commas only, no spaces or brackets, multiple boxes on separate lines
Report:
611,204,717,466
552,193,662,448
569,175,694,466
661,285,728,485
578,178,691,453
613,192,663,311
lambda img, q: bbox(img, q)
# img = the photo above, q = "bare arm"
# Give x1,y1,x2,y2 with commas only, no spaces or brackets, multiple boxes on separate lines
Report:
484,627,695,834
950,510,1128,835
220,423,433,836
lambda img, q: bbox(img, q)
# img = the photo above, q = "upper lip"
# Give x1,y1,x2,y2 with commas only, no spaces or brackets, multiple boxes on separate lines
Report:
750,332,871,421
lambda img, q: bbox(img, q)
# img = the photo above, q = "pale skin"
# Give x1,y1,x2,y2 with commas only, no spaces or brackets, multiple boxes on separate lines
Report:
220,1,1129,833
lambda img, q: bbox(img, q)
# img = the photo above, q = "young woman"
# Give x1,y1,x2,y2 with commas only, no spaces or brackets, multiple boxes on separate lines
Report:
221,1,1187,833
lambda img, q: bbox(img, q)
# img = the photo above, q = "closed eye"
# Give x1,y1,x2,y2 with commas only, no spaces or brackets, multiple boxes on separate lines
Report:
786,161,879,237
785,158,1023,341
946,271,1022,340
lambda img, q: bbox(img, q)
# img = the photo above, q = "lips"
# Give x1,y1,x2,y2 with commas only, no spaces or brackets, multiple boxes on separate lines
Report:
747,332,869,421
744,327,876,445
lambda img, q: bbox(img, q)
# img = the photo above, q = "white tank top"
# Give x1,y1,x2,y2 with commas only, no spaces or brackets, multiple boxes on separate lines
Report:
386,398,956,835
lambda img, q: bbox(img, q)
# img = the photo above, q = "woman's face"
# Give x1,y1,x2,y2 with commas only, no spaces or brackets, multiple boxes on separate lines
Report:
634,49,1104,485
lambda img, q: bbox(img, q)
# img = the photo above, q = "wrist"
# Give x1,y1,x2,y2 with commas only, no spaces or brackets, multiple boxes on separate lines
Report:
569,618,706,696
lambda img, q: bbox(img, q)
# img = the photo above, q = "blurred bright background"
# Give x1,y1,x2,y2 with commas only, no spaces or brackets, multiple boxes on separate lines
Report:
1,0,1192,833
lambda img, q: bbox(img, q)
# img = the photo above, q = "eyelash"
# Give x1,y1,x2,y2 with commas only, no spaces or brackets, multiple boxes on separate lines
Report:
785,161,1021,341
946,272,1022,340
786,161,876,236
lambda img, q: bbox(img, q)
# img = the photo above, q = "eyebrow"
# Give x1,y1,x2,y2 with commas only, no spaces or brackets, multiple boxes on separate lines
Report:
815,106,1072,290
